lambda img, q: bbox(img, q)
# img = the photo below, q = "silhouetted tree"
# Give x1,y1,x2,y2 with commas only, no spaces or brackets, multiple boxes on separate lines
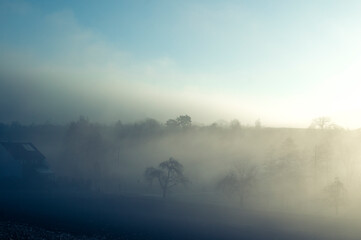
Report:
309,117,342,130
165,115,192,129
324,177,346,214
61,117,107,181
310,117,331,129
114,120,123,137
165,119,179,128
217,172,239,197
230,119,241,130
176,115,192,128
144,157,188,198
144,167,159,186
217,161,257,206
313,141,333,181
255,118,261,129
264,138,305,208
132,118,161,136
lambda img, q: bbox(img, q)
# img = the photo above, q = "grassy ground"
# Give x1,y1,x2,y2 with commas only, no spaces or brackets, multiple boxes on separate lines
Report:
0,221,109,240
0,189,360,240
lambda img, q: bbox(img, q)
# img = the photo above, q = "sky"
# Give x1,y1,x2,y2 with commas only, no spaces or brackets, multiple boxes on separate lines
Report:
1,0,361,128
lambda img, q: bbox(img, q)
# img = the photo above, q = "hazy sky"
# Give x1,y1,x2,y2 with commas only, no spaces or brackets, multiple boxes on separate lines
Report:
1,0,361,127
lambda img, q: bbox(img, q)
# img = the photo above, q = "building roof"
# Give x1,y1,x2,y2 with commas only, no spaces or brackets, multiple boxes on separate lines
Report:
0,142,46,164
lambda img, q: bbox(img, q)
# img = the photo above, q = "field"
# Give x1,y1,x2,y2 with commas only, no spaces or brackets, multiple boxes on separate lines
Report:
0,189,359,240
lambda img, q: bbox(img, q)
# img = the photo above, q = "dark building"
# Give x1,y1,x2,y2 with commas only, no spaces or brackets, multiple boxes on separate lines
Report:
0,142,52,179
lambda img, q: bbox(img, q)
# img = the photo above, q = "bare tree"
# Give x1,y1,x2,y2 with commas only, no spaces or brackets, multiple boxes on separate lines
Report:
230,119,241,130
324,177,346,214
310,117,331,129
217,172,239,197
255,119,261,129
217,161,257,207
144,157,188,198
309,117,342,130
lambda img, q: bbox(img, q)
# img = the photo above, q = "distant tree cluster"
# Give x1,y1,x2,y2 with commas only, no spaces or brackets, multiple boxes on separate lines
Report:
166,115,192,129
61,117,107,180
0,114,356,214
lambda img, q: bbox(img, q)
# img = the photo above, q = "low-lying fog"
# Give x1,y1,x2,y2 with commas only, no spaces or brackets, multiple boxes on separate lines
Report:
3,116,361,239
2,116,361,215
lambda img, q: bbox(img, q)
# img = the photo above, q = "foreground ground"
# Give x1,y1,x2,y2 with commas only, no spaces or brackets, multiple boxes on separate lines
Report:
0,220,112,240
0,189,360,240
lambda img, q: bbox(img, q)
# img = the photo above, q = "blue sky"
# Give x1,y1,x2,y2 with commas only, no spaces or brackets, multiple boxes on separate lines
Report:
1,0,361,127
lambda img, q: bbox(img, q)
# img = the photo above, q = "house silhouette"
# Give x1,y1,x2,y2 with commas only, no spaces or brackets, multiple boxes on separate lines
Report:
0,142,51,178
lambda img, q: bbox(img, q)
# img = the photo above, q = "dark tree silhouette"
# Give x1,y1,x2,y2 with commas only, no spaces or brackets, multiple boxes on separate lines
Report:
217,172,239,197
61,117,107,181
230,119,241,129
165,119,179,128
309,117,331,129
217,161,257,207
325,177,346,214
165,115,191,129
255,118,261,129
309,117,342,130
144,157,188,198
176,115,192,128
